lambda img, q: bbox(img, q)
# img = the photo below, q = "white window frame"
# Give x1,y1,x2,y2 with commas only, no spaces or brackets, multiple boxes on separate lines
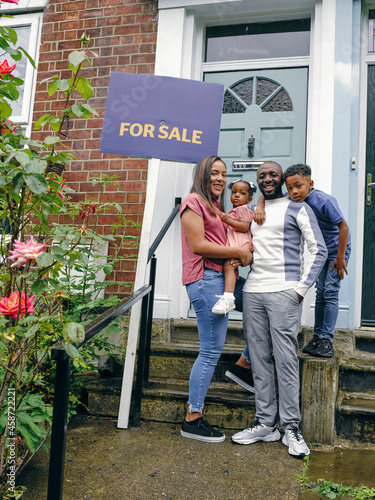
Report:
0,13,43,135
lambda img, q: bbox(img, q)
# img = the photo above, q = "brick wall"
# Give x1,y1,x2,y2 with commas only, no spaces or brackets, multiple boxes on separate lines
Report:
32,0,158,297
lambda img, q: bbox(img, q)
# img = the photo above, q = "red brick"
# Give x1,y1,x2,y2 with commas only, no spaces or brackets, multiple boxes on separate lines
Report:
62,1,86,11
79,8,103,19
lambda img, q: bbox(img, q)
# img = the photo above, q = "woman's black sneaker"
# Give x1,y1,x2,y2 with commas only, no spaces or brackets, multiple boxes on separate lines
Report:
225,363,255,392
312,338,334,358
302,334,320,354
181,417,225,442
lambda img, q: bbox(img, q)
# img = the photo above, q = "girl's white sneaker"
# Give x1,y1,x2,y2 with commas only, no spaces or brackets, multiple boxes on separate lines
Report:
212,295,235,315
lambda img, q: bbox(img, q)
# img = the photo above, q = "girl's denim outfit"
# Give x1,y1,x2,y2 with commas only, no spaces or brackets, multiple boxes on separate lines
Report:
185,269,245,413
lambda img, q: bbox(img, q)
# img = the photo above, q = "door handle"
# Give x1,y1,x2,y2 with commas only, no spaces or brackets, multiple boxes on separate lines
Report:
367,174,374,206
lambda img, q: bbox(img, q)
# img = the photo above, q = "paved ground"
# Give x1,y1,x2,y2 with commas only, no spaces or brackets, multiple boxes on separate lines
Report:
18,415,375,500
19,415,304,500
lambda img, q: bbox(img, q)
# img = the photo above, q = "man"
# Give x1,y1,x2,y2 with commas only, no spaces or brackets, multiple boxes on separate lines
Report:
231,161,327,458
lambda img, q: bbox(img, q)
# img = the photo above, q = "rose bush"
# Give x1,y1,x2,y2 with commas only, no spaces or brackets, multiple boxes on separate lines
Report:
0,9,137,497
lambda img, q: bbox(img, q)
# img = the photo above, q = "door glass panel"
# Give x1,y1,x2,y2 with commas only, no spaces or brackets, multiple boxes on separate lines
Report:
206,19,310,62
232,79,253,105
223,91,246,113
263,89,293,112
256,78,279,105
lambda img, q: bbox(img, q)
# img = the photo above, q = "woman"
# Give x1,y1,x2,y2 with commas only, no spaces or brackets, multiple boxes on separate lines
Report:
180,155,252,442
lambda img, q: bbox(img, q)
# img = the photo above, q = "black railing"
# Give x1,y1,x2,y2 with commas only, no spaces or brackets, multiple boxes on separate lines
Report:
47,197,181,500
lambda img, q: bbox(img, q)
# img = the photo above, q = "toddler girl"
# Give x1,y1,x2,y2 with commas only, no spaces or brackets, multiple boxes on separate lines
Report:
212,179,256,314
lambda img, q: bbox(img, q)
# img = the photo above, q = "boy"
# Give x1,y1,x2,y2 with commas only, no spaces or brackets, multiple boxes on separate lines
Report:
282,164,350,357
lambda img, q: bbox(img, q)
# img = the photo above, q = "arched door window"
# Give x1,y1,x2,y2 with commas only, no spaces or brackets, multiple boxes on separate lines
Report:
223,77,293,114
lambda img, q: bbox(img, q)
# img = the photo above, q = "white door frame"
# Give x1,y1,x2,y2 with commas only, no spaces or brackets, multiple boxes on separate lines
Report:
355,4,375,328
151,1,339,324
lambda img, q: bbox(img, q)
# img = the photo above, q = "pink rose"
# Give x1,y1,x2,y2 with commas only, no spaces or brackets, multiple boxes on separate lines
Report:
0,291,35,319
8,235,47,267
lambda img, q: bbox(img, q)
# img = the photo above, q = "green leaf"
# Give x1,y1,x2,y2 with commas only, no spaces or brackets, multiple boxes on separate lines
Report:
71,104,84,116
48,79,58,97
0,87,19,101
25,159,48,175
0,100,12,118
24,393,45,408
44,135,61,145
39,74,58,85
12,171,24,193
55,78,70,92
63,322,85,344
31,278,48,294
76,76,93,99
68,50,87,68
25,173,48,194
82,103,99,116
18,46,36,68
24,324,40,339
103,264,113,275
49,117,62,133
34,113,52,130
36,252,54,267
63,341,80,359
14,150,31,165
17,425,39,454
6,27,18,44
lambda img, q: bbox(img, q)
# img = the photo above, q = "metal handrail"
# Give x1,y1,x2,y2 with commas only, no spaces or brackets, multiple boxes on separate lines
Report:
47,198,181,500
147,197,181,262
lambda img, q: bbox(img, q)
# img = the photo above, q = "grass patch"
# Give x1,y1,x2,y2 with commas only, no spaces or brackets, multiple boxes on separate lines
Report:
296,456,375,499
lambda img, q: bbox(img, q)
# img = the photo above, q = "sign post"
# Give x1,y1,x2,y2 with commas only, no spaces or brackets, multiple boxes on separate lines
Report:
100,73,224,428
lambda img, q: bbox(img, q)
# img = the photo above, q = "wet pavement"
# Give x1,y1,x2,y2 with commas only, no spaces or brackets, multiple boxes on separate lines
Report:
18,415,375,500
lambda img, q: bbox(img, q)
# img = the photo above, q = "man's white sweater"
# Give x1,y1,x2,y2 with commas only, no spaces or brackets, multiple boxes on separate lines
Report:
244,197,328,297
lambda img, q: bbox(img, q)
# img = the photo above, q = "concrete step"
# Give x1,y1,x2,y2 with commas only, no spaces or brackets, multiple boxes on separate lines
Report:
141,378,255,429
354,329,375,356
148,343,244,382
171,318,306,350
339,359,375,395
336,392,375,443
170,318,246,346
82,375,256,429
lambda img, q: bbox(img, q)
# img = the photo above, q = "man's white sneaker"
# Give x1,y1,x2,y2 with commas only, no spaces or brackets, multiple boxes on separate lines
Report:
282,427,310,458
231,421,281,445
212,295,235,315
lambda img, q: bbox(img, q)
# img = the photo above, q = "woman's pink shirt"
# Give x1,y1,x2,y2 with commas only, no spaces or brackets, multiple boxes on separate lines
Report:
180,193,227,285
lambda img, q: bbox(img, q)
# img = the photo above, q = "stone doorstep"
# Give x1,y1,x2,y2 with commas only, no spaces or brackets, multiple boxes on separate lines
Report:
337,392,375,416
336,393,375,443
82,327,375,444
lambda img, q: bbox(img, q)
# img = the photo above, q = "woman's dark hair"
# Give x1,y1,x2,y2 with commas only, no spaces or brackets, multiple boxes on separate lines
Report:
190,155,225,215
283,163,311,182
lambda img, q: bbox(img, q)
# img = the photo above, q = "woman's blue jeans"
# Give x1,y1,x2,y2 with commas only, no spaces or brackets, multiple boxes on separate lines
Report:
314,245,351,340
185,269,245,413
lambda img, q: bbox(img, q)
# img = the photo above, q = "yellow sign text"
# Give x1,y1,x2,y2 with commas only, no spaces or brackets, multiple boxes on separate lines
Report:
119,123,203,144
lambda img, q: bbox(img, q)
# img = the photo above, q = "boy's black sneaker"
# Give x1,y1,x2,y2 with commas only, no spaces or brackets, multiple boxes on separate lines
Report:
312,338,334,358
181,417,225,442
302,334,320,354
225,363,255,393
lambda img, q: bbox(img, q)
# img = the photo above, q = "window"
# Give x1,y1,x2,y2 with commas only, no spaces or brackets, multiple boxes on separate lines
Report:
0,13,42,135
369,10,375,52
223,77,293,114
205,19,310,62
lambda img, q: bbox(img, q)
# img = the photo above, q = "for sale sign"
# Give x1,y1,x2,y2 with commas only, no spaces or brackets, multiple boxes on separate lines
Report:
100,73,224,163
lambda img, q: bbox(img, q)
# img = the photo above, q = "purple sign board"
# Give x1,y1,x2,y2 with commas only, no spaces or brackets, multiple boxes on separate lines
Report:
99,73,224,163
